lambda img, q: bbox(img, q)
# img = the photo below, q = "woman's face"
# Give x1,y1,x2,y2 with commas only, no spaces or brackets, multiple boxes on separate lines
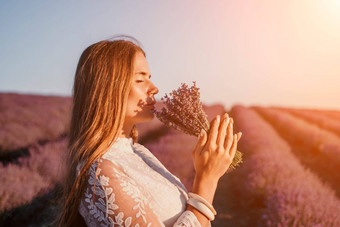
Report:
124,51,159,126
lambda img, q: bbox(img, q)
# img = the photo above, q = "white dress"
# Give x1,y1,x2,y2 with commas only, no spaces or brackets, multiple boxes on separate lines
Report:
78,137,203,227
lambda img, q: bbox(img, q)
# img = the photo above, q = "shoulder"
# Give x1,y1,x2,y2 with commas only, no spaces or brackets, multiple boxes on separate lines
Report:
132,142,158,161
101,138,134,161
132,142,150,152
85,158,128,188
132,142,170,176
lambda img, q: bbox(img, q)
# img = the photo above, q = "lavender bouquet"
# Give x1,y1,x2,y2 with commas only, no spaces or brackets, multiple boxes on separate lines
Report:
153,82,242,171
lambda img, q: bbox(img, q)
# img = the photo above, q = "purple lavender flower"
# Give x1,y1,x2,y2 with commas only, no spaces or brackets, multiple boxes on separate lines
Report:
153,82,242,171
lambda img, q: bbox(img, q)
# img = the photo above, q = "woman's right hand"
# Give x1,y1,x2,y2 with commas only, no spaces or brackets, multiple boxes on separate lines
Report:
192,113,242,183
187,113,242,226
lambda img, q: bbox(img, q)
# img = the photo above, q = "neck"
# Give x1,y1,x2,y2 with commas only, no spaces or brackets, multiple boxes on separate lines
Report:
119,123,134,138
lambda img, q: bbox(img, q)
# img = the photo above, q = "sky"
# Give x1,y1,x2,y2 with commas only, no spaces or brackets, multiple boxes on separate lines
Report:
1,0,340,110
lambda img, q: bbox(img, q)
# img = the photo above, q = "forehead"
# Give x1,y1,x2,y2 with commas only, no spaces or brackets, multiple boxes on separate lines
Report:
133,52,149,73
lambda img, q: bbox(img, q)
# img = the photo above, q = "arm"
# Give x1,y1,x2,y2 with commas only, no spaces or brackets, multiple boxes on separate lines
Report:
80,159,161,226
80,159,201,226
188,113,242,226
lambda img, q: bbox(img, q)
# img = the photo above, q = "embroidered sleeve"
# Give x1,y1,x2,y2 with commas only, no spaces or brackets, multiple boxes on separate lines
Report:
174,210,202,226
79,158,202,227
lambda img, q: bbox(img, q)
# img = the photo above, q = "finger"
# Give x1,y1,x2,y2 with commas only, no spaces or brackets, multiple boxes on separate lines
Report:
229,134,238,159
237,132,242,142
224,117,234,151
217,113,229,148
207,115,220,146
193,129,207,157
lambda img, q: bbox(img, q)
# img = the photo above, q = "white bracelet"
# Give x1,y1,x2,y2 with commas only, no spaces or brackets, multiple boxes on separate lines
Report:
188,192,217,215
187,198,215,221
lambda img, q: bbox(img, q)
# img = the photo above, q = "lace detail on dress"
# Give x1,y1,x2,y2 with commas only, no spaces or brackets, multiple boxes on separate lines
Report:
80,161,154,226
78,137,202,227
174,211,201,227
113,167,150,223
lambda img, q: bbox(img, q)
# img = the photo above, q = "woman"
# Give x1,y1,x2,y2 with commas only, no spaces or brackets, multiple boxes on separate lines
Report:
57,36,242,227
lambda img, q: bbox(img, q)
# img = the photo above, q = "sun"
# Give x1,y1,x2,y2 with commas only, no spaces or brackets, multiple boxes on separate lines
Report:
314,0,340,24
327,0,340,12
333,0,340,8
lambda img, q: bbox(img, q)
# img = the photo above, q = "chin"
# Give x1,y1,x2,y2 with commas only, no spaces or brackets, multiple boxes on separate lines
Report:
144,113,155,122
136,112,155,124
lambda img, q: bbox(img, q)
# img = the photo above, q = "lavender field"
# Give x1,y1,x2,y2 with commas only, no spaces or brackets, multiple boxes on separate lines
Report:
1,93,340,226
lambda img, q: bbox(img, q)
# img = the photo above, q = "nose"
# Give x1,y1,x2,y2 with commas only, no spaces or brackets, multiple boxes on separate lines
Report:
149,82,159,95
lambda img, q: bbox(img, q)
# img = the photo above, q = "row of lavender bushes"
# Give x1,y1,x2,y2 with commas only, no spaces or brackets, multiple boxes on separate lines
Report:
272,107,340,138
296,107,340,121
0,93,71,152
252,106,340,197
253,106,340,167
228,105,340,226
0,138,68,211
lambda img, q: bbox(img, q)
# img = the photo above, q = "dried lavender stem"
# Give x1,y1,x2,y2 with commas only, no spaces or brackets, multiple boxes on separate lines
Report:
154,81,243,171
171,98,209,134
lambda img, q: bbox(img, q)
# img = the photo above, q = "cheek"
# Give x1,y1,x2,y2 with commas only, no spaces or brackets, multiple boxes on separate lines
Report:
129,86,140,100
127,86,144,109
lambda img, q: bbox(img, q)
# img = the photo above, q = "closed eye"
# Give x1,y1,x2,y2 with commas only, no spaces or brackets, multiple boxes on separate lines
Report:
136,80,144,83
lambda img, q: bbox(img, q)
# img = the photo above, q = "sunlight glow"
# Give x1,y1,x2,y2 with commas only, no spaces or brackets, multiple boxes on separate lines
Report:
317,0,340,23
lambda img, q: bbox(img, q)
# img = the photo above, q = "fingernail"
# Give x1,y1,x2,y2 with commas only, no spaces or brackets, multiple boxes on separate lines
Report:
226,117,230,125
200,129,204,137
216,115,220,123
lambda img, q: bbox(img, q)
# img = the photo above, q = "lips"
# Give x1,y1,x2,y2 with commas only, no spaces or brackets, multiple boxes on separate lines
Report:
146,100,156,105
147,101,156,105
146,101,156,109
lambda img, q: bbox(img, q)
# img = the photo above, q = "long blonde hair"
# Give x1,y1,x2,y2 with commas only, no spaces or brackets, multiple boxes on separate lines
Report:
57,37,144,226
